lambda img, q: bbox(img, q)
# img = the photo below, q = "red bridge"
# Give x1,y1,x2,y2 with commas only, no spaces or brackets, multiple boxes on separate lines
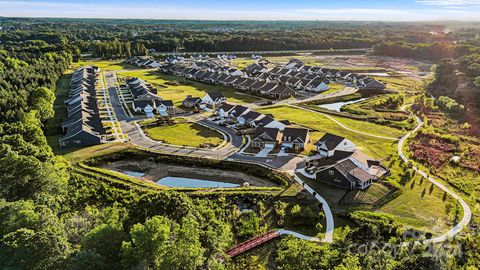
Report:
226,230,280,258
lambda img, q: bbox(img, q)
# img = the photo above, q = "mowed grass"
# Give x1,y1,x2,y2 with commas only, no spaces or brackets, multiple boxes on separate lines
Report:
144,122,224,148
73,60,139,71
265,55,325,66
231,58,256,69
117,69,265,106
323,82,345,94
377,174,455,235
257,105,399,159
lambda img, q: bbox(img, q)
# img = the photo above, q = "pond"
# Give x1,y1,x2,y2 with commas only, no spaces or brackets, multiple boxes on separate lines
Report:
157,176,240,188
122,170,145,177
318,98,367,112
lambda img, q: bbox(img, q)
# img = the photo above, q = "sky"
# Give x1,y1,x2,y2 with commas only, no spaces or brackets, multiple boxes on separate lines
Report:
1,0,480,21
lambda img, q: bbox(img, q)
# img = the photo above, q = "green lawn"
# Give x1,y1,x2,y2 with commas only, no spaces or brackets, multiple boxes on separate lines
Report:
231,58,256,69
377,174,455,235
73,60,139,71
257,105,399,159
322,83,345,94
117,69,265,105
144,122,224,148
265,55,324,66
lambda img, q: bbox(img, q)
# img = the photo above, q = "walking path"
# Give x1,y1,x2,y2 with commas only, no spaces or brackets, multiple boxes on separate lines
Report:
289,104,398,140
292,170,334,243
397,115,472,244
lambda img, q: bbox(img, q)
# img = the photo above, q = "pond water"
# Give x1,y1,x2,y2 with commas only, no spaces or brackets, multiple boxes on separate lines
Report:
122,170,145,177
318,98,367,112
157,176,240,188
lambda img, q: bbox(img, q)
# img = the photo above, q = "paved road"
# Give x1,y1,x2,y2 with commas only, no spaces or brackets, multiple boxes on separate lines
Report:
398,115,472,245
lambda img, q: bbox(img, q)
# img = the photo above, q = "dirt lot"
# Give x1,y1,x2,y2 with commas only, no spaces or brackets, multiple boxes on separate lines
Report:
101,159,278,187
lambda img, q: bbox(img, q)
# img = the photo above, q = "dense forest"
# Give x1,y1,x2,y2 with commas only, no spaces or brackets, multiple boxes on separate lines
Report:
0,19,480,269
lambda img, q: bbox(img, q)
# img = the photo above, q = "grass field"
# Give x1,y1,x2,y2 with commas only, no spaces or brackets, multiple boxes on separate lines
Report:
377,174,455,235
72,60,138,71
116,69,264,105
231,58,256,69
322,83,345,94
257,105,400,159
373,76,419,91
144,122,224,147
265,55,325,66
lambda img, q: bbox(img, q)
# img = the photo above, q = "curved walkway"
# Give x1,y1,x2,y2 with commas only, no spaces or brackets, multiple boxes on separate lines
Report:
289,104,398,140
398,115,472,244
291,171,334,243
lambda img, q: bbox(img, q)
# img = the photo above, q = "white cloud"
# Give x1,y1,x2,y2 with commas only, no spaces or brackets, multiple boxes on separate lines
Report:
417,0,480,6
0,0,480,21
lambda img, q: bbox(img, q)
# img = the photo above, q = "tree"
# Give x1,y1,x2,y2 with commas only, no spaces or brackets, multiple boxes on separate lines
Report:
80,223,126,268
67,250,108,270
276,236,339,270
162,216,205,270
30,87,55,121
121,215,174,269
0,226,71,270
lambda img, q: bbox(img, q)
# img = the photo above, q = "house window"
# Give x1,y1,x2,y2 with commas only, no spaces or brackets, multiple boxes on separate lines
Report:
329,170,334,176
74,140,81,144
334,178,341,183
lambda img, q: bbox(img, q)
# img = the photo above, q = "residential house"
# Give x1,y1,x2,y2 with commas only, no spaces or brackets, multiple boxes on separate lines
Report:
182,95,203,108
281,127,310,150
251,127,281,149
238,110,263,126
217,103,235,118
314,133,356,157
305,80,329,92
202,91,226,107
156,100,174,116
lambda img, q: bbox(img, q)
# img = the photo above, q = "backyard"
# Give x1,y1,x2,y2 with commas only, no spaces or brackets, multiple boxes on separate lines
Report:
143,122,225,148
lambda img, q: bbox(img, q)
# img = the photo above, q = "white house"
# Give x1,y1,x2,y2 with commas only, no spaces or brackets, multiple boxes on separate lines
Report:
305,80,329,92
314,133,356,157
156,100,174,116
217,103,235,118
202,91,226,107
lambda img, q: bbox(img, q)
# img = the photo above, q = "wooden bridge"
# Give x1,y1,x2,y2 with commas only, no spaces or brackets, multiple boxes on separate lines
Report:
226,230,280,258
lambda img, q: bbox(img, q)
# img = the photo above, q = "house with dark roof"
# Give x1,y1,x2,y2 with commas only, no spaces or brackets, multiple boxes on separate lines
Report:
202,91,226,107
182,95,203,108
314,133,356,157
238,110,263,126
359,79,386,91
229,105,250,120
217,103,235,118
251,127,281,149
266,85,296,99
281,127,310,150
305,80,329,92
59,66,105,147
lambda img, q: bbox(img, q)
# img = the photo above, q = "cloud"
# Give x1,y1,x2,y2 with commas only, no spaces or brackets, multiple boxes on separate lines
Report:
417,0,480,6
0,0,480,21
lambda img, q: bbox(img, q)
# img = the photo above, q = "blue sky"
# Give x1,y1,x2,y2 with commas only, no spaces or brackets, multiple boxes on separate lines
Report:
1,0,480,20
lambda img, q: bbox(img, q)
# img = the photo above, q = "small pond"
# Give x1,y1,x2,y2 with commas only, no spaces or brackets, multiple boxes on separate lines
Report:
157,176,240,188
318,98,367,112
122,170,146,177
